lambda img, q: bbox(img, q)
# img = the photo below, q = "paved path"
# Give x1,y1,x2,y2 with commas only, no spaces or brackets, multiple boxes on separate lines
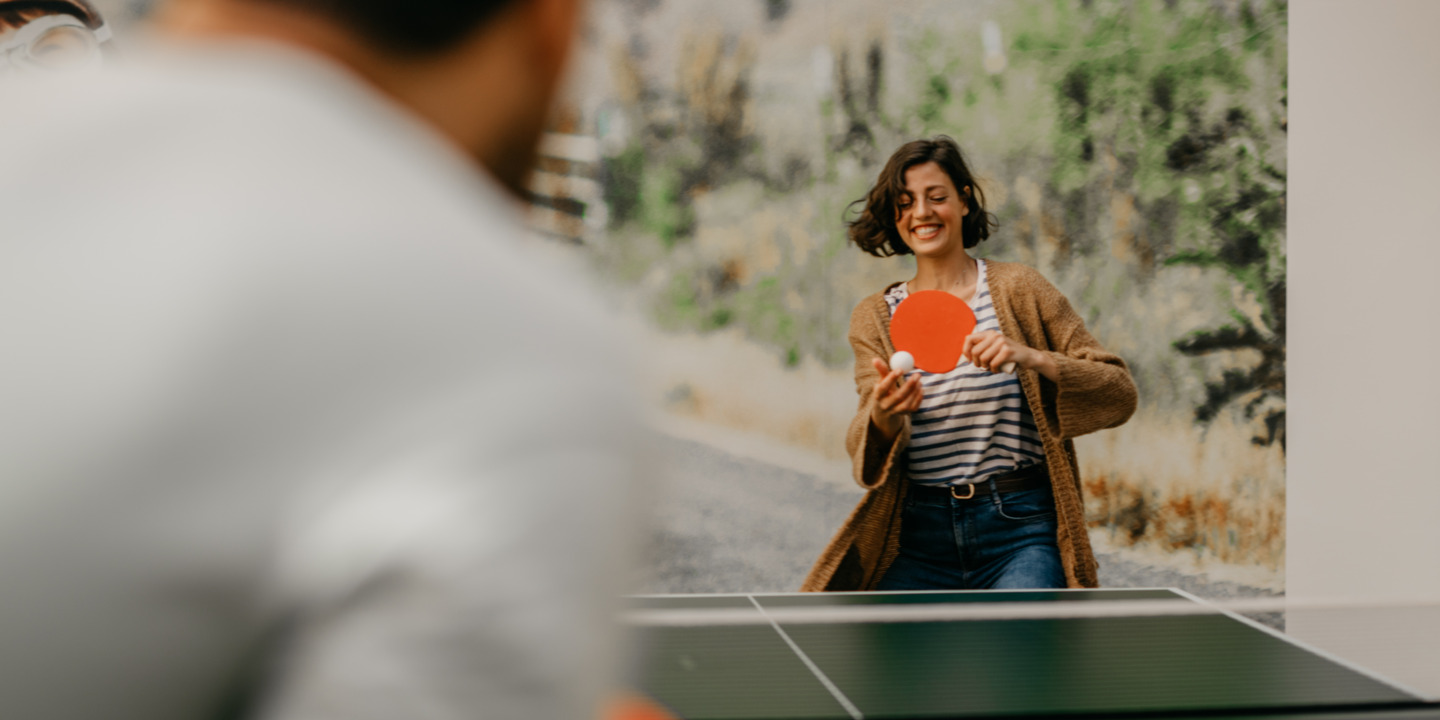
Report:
639,433,858,595
639,433,1280,627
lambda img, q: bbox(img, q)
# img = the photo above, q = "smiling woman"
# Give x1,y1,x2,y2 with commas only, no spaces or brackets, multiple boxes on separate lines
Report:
802,135,1139,593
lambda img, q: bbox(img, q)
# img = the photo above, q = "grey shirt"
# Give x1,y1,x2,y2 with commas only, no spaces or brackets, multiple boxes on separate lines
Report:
0,40,642,720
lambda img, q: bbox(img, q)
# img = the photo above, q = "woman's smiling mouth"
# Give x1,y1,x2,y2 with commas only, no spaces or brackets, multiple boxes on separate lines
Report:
912,224,943,240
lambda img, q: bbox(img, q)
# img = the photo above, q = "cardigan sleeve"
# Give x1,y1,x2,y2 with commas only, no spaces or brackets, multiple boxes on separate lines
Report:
844,296,909,491
1027,273,1138,440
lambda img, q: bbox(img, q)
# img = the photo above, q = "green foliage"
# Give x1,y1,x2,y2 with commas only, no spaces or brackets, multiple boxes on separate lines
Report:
1018,0,1287,449
593,0,1287,430
709,307,733,328
638,163,696,247
656,274,701,330
1159,95,1287,448
918,74,951,126
602,144,646,228
732,277,798,361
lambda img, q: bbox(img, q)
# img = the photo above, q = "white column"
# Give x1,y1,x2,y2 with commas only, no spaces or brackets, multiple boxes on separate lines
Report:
1289,0,1440,698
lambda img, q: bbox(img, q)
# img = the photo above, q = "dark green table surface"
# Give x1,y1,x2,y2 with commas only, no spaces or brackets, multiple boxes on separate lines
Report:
626,589,1432,719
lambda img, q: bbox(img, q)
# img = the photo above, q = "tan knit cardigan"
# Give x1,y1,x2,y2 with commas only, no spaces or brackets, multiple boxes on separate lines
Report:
800,261,1137,591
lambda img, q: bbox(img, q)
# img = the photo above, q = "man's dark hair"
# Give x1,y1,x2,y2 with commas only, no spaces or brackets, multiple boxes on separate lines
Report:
0,0,104,30
259,0,520,56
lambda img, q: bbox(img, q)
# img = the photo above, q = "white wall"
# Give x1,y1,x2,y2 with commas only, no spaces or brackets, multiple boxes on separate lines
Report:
1289,0,1440,604
1288,1,1440,696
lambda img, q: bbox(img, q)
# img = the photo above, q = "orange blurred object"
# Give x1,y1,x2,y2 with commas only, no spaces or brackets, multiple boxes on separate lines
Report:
603,692,679,720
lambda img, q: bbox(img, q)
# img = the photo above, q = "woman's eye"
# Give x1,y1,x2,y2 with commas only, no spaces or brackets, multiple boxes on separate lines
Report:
931,196,946,203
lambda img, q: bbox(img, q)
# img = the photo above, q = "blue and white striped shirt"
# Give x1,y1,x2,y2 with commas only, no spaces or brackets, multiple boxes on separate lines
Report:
886,259,1045,487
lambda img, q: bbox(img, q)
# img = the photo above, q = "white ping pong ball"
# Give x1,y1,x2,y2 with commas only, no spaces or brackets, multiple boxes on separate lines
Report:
889,351,915,374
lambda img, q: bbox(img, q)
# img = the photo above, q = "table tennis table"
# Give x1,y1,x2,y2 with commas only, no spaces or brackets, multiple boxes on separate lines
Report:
624,589,1439,719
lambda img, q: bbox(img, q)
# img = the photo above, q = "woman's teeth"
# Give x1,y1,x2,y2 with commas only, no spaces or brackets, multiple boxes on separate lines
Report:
913,225,941,240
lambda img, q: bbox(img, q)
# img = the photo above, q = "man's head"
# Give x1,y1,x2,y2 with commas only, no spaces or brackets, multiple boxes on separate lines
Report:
158,0,583,196
243,0,518,57
0,0,111,74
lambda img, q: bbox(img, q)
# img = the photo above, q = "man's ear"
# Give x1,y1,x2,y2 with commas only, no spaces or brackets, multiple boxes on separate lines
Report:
527,0,582,80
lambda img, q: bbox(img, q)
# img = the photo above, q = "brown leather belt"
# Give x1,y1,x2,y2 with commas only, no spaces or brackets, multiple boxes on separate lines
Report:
909,463,1049,501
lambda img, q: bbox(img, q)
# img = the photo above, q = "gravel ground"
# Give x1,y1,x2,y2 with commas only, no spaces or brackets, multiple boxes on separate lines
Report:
640,433,1283,628
638,433,858,595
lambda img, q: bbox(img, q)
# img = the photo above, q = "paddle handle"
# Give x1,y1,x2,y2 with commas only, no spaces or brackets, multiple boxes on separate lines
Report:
963,358,1018,373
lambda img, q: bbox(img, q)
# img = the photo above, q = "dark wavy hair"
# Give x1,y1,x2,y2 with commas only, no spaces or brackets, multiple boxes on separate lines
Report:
847,136,997,257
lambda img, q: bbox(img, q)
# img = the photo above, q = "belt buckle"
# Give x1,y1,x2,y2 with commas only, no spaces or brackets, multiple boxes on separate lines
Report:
950,483,976,500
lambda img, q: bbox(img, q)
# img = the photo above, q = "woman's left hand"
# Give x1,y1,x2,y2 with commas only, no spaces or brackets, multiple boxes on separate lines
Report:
964,331,1058,380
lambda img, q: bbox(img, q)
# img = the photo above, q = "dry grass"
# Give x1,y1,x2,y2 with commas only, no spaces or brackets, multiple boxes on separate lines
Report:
1076,410,1285,571
634,322,1286,575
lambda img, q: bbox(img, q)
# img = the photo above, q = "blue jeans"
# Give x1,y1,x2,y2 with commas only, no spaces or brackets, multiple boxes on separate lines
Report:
875,484,1065,590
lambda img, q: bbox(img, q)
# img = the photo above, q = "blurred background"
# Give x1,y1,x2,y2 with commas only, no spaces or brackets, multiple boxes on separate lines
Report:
93,0,1288,600
555,0,1288,599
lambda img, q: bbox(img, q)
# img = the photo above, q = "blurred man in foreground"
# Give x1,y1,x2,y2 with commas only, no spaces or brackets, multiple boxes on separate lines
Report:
0,0,642,718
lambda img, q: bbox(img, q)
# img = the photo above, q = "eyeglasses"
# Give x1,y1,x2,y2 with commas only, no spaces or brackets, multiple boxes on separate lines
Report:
0,13,112,74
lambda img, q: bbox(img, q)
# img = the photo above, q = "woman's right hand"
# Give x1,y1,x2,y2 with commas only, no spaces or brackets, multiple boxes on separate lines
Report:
869,357,923,440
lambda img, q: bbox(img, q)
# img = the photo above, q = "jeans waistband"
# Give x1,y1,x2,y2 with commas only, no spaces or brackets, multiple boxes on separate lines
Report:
909,463,1049,501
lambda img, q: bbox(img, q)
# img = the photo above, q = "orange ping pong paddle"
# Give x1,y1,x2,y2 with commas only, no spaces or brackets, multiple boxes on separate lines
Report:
889,290,1016,374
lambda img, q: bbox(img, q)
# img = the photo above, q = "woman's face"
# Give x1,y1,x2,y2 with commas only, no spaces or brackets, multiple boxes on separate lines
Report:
896,161,969,259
